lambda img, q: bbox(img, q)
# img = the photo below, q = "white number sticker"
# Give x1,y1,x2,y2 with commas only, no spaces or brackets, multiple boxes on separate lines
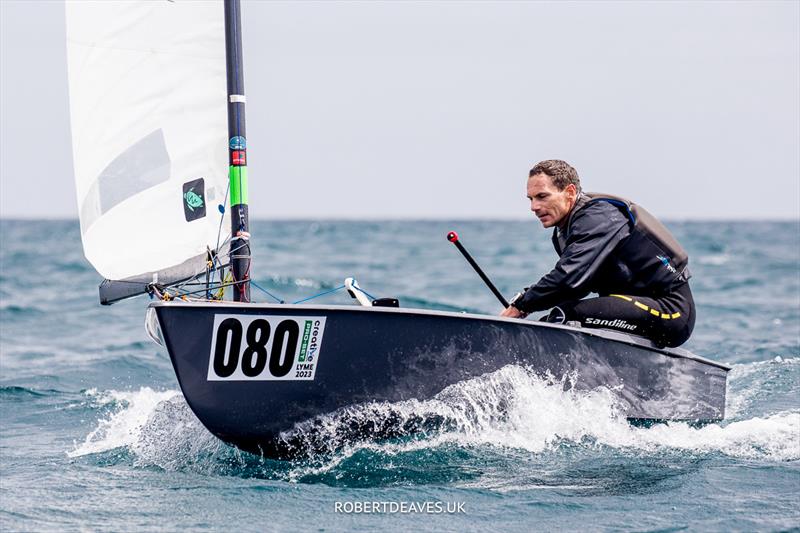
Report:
207,315,327,381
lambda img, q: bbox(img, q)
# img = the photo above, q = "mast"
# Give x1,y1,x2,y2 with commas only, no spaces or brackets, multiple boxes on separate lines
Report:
224,0,251,302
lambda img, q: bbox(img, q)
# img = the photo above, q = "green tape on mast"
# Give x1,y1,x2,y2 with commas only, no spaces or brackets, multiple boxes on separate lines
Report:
229,165,249,206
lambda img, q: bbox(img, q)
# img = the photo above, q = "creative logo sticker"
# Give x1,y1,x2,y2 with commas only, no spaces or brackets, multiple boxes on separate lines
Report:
207,315,327,381
182,178,206,222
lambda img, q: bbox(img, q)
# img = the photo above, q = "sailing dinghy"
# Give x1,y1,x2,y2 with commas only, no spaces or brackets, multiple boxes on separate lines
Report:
67,0,730,458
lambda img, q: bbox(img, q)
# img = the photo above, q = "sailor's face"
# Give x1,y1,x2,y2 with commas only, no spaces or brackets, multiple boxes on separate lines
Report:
527,173,577,228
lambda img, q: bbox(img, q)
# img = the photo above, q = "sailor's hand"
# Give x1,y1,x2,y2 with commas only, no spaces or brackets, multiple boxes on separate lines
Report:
500,306,527,319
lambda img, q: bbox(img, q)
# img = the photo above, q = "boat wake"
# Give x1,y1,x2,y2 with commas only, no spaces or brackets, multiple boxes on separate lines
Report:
68,357,800,482
69,388,181,458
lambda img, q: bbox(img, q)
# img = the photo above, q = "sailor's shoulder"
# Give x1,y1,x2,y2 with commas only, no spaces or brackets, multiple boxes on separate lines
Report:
573,199,627,224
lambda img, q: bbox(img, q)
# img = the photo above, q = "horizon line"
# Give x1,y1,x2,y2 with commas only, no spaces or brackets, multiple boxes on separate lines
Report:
1,215,799,223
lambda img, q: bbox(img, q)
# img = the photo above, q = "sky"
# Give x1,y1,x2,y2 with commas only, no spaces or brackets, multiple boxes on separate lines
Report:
1,0,798,220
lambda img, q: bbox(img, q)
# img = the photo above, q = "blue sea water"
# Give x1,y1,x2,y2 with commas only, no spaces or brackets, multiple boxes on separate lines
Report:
1,219,798,532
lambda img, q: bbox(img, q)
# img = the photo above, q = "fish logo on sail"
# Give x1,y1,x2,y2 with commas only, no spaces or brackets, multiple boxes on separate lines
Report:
182,178,207,222
184,190,203,211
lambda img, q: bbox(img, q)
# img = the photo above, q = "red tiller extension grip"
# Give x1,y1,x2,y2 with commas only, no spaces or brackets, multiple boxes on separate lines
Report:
446,231,509,308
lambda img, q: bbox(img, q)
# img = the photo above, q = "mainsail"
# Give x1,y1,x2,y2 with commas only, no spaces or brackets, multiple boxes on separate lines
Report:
66,0,230,298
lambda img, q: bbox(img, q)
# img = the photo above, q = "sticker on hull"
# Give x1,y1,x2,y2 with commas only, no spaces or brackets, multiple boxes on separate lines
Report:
207,314,327,381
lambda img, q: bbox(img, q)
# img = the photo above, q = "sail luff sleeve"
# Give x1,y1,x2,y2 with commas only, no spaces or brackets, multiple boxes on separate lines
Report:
224,0,251,303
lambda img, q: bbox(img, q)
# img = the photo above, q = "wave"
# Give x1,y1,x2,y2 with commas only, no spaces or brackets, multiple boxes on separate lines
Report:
259,275,327,290
726,356,800,417
697,254,730,266
280,365,799,466
0,385,56,399
68,360,800,480
68,388,180,458
0,303,46,316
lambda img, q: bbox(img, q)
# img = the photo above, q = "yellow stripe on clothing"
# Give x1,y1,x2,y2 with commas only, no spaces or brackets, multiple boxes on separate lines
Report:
611,294,681,320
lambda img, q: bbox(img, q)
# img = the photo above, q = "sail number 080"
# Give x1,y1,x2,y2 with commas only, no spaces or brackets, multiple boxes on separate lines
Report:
213,318,299,378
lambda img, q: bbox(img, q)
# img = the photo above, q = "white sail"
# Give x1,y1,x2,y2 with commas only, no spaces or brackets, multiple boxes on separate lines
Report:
66,0,229,281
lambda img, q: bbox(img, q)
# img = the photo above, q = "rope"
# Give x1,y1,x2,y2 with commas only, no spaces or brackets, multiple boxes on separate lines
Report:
169,256,229,294
145,227,375,307
356,285,378,301
156,276,382,307
292,284,346,304
174,278,247,298
215,272,232,300
215,181,231,259
250,280,285,303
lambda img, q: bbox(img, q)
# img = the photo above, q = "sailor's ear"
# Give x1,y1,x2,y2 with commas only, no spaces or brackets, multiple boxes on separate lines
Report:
565,183,577,198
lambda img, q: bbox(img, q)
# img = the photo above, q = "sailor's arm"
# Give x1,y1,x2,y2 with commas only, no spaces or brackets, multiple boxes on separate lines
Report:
503,205,630,315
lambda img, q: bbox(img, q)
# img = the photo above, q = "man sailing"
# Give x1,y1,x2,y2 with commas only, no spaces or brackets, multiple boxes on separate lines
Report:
500,159,695,348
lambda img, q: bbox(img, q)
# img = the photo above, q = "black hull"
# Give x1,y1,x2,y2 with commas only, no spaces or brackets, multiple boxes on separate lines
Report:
151,302,729,457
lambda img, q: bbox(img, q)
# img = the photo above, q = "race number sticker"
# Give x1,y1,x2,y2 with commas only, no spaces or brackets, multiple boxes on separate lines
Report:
207,315,327,381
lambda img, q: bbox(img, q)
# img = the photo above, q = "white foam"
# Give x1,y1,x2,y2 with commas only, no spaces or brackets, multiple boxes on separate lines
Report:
70,360,800,469
69,387,179,458
130,394,233,470
447,365,800,461
286,364,800,465
615,411,800,461
697,254,730,265
726,356,800,418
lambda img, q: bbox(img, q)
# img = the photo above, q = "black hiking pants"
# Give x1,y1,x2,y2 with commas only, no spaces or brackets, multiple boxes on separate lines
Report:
547,282,696,348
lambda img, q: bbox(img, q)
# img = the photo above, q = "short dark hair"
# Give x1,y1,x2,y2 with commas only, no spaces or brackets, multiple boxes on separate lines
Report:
529,160,581,192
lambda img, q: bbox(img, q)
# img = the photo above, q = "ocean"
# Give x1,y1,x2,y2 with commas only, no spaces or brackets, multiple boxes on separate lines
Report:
1,219,798,531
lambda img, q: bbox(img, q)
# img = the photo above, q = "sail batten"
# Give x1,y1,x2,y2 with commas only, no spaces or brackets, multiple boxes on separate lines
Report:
66,0,229,283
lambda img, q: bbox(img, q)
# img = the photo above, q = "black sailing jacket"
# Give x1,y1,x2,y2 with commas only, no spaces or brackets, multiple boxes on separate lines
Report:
514,193,691,314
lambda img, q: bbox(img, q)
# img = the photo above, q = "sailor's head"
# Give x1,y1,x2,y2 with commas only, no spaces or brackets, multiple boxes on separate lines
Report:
526,159,581,228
